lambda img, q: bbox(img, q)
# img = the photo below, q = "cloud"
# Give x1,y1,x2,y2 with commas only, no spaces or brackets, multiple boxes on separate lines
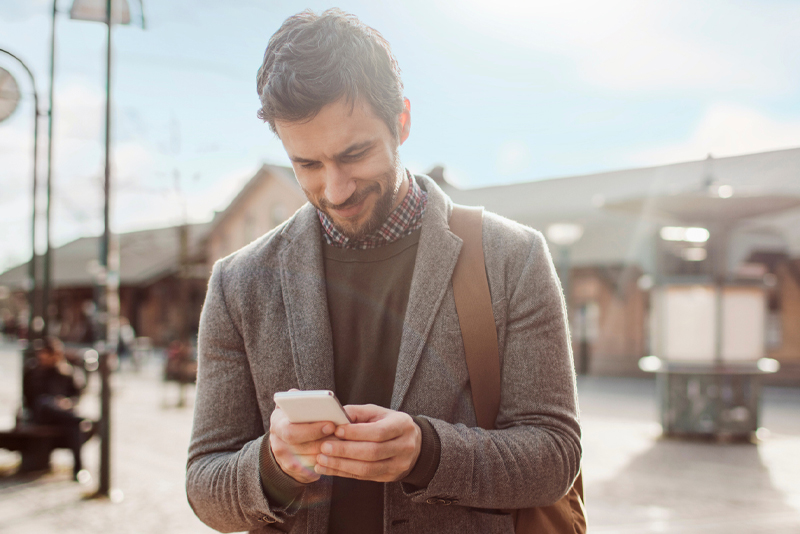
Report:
0,0,51,21
114,141,154,183
444,0,800,93
496,140,532,176
630,103,800,165
54,81,105,143
0,108,35,204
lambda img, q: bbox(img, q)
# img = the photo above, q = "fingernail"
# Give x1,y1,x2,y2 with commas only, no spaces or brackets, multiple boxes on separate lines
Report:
317,454,328,465
321,442,332,454
323,424,334,435
335,428,345,438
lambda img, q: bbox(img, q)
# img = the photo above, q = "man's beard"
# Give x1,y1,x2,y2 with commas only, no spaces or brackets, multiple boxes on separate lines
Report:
310,165,403,241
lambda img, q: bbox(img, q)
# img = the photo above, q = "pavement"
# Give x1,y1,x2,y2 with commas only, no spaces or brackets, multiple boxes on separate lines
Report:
1,338,799,534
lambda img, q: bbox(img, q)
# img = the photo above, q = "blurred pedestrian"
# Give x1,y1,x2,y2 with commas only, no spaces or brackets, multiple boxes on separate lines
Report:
117,317,136,369
23,336,91,480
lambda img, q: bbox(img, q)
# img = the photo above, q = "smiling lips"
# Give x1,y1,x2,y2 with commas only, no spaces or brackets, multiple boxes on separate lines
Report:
331,197,368,219
324,184,380,220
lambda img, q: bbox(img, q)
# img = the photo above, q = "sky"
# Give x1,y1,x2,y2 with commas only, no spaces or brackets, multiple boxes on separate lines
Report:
1,0,800,271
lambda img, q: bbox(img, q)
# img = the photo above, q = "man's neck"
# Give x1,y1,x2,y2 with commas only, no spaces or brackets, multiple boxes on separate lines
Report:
390,171,410,212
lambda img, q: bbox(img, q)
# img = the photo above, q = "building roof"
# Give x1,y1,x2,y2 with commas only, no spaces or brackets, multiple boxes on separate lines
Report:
0,222,211,290
444,147,800,267
3,148,797,291
208,164,301,234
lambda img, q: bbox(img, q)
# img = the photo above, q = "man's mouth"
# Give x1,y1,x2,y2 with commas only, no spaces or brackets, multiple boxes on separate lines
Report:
324,185,380,219
330,196,368,219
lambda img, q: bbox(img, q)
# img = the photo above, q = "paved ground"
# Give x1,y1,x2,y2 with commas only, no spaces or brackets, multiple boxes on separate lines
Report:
1,338,799,533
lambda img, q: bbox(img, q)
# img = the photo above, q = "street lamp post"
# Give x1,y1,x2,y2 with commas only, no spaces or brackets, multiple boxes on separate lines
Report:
66,0,144,499
0,49,43,388
41,0,58,338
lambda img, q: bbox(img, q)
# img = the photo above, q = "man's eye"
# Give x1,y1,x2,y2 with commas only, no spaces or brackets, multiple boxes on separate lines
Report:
301,162,320,169
343,151,366,161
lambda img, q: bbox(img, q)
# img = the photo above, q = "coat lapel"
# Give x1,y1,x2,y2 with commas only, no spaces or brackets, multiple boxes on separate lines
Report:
278,204,336,392
391,176,462,410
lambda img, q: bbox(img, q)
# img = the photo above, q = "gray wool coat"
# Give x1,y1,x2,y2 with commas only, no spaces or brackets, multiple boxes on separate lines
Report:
186,175,581,534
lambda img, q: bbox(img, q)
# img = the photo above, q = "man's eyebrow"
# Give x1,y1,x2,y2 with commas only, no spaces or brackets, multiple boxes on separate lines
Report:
289,140,374,165
336,140,373,158
289,154,317,164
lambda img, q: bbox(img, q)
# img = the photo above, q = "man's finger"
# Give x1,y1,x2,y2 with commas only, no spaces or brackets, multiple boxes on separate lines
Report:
320,437,401,461
279,436,339,456
277,420,336,444
342,404,386,424
335,416,405,442
315,454,394,480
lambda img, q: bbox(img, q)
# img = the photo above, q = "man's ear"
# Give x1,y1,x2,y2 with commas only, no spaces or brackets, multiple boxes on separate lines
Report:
398,98,411,145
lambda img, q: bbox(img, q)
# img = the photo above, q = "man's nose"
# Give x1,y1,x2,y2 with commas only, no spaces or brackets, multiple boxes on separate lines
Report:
324,164,356,207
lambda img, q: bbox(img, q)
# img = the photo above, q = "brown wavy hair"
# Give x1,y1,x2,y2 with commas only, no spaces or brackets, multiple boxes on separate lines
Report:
256,9,405,139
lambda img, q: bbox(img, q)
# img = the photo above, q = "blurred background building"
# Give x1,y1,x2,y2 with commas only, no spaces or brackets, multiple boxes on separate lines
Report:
1,148,798,383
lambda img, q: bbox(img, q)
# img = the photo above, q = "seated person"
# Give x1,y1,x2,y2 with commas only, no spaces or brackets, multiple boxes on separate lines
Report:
22,336,90,480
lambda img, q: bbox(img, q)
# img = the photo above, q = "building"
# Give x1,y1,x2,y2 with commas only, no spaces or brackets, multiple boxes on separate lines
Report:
442,147,800,382
0,164,306,346
1,152,799,384
205,164,306,269
0,223,209,346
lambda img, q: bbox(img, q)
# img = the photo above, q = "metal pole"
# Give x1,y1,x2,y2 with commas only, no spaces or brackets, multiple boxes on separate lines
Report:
28,87,40,353
42,0,57,337
0,47,42,393
95,0,114,498
713,224,730,365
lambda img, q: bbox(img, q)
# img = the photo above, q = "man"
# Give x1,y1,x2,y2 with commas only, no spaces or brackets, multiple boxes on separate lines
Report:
23,336,88,480
187,9,580,534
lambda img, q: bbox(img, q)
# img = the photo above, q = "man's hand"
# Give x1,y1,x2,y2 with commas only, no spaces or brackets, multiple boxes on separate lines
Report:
314,404,422,483
269,405,339,484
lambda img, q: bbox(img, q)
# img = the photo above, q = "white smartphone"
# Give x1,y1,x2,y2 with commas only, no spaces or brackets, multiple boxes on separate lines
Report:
273,390,352,425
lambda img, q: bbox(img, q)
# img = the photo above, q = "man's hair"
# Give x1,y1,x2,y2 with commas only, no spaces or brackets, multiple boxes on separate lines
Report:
34,335,64,355
256,9,405,139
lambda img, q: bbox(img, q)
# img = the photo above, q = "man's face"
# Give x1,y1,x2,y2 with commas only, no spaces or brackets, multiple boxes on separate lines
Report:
275,98,411,240
37,348,62,368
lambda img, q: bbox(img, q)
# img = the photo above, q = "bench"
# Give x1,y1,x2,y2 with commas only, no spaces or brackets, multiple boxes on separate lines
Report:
0,420,95,474
0,423,70,473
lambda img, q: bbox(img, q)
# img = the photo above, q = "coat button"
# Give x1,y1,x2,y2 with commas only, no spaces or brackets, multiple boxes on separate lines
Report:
426,498,437,504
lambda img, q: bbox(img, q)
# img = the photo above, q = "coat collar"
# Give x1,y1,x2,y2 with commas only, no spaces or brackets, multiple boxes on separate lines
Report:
390,175,462,410
278,203,336,392
276,176,463,410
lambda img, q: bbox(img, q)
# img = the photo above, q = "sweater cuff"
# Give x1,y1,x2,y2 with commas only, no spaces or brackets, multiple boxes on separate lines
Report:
402,416,441,489
259,433,307,509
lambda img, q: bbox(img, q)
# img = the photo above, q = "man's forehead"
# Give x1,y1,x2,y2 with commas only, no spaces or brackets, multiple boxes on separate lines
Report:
276,98,388,158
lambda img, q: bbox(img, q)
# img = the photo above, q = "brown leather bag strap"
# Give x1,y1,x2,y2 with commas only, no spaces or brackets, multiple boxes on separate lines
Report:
450,205,587,534
449,205,501,430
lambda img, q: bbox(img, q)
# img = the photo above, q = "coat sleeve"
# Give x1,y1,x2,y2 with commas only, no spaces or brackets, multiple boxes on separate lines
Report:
404,227,582,509
186,261,294,532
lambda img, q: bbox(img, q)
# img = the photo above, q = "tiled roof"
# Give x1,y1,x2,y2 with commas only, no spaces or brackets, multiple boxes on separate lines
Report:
0,222,211,289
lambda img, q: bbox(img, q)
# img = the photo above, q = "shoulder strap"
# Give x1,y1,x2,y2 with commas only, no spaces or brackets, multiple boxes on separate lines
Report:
451,206,587,533
449,205,501,430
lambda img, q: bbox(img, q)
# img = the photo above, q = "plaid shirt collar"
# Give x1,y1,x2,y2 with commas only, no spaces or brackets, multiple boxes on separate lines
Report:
318,171,427,250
